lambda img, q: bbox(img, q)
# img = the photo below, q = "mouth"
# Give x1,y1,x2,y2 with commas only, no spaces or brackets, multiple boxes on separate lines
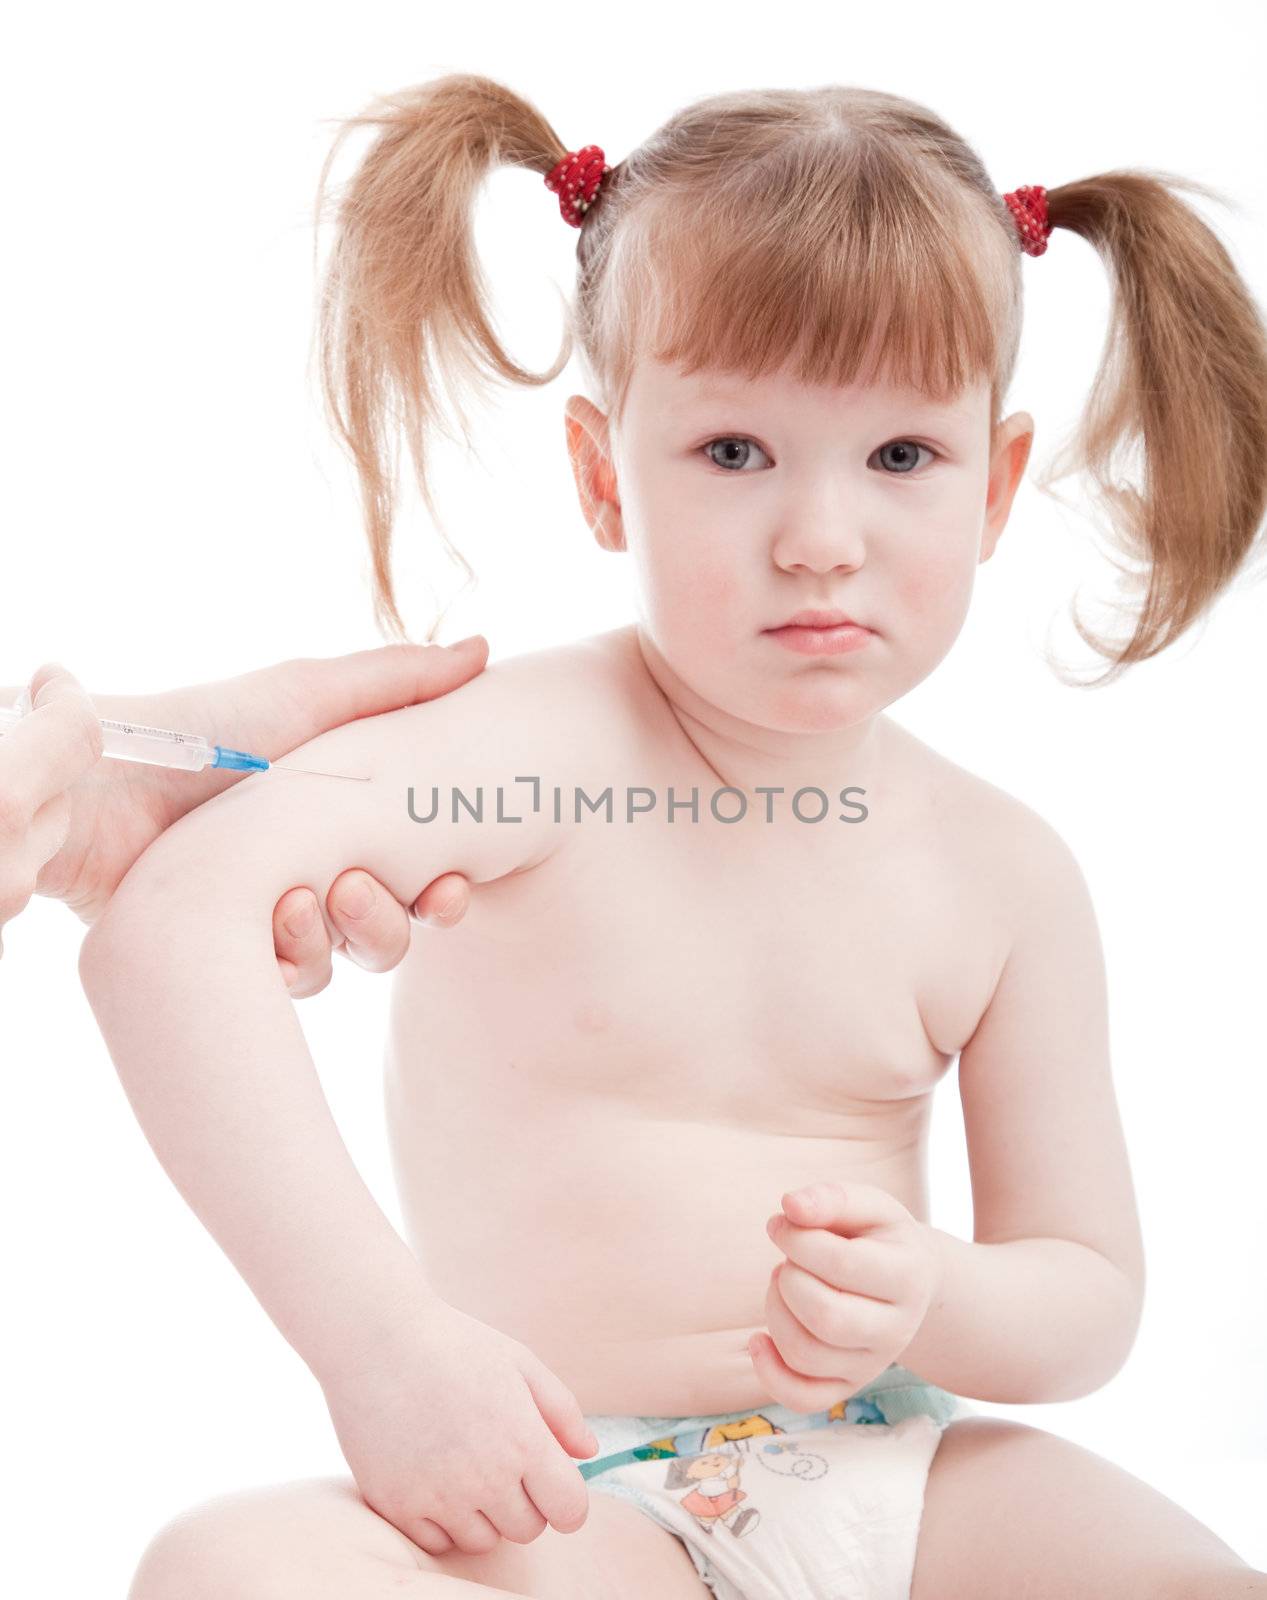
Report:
762,610,874,657
768,609,871,631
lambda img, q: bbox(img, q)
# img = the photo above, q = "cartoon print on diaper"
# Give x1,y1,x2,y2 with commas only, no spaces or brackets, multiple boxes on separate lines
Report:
667,1446,760,1538
643,1390,891,1543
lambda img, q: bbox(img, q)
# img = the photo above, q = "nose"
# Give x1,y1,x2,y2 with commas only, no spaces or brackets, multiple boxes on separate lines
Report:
770,489,867,576
771,518,866,577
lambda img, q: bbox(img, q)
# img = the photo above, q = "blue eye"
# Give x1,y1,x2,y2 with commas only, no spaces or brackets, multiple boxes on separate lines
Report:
700,436,941,474
702,437,772,472
873,439,939,475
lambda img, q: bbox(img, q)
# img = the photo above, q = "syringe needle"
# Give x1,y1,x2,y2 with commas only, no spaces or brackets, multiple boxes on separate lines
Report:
3,706,373,779
271,765,371,781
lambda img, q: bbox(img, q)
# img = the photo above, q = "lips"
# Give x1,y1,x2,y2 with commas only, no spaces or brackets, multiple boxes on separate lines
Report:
769,609,870,631
764,614,873,656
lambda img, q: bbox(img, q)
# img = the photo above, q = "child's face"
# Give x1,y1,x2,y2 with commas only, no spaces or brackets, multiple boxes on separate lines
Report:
565,354,1032,734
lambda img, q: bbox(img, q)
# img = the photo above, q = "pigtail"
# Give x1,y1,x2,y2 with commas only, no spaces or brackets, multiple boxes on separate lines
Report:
308,73,1267,676
310,74,578,641
1036,170,1267,683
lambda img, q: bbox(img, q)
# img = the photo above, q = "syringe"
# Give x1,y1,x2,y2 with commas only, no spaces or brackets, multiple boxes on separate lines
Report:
0,696,367,780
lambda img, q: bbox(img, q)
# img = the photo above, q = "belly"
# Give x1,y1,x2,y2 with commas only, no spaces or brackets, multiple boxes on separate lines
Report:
380,785,966,1415
385,1049,934,1415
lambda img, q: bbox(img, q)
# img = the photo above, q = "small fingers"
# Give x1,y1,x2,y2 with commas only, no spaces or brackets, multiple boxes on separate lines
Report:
765,1262,884,1375
751,1266,893,1410
520,1455,590,1536
404,1516,454,1558
485,1480,550,1545
764,1268,854,1380
429,1506,502,1558
748,1321,857,1413
766,1215,897,1303
272,887,334,998
327,870,412,972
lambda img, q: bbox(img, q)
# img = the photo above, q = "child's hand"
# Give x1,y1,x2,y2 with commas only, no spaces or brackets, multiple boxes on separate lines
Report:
749,1181,942,1410
318,1298,599,1558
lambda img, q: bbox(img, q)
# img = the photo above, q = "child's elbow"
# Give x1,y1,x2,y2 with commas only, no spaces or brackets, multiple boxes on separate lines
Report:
78,883,158,1005
78,913,110,996
79,839,219,1002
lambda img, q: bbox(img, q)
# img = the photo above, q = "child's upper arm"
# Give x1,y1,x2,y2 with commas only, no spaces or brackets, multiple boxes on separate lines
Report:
73,655,592,1373
956,804,1146,1303
91,652,576,940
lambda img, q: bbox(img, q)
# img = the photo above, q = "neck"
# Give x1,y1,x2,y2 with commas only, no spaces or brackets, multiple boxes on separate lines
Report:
631,623,890,800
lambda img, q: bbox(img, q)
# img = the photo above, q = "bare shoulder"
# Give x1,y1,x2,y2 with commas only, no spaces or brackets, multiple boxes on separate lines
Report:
881,720,1098,1034
487,624,643,736
278,625,639,786
460,623,645,781
891,722,1095,960
954,765,1090,921
478,622,661,765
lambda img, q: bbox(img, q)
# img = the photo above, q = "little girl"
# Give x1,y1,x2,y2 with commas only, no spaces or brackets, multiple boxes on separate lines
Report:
81,74,1267,1600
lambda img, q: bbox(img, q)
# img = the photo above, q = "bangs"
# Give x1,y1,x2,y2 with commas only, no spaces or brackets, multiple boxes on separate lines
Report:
597,135,1018,419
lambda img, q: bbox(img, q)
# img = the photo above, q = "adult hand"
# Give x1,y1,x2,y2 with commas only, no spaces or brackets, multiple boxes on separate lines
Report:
0,666,104,957
1,640,488,970
271,864,470,999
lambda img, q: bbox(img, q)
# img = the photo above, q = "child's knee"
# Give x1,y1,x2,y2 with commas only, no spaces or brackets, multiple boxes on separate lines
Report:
129,1494,266,1600
128,1476,411,1599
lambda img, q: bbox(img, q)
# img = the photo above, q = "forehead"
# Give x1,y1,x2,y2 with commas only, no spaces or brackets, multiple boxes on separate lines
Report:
637,356,987,422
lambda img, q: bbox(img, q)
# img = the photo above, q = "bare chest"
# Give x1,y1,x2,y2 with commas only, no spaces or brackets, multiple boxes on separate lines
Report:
382,724,1009,1411
390,749,1002,1133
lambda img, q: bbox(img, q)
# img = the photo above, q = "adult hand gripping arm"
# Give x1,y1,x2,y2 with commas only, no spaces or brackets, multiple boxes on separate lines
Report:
0,644,484,971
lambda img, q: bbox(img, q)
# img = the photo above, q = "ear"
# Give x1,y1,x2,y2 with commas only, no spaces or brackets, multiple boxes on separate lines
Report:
564,395,626,553
980,411,1034,563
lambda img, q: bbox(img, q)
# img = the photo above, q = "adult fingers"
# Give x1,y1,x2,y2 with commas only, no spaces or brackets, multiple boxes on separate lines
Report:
272,887,335,998
326,870,412,973
298,636,490,730
0,790,74,952
410,871,472,929
270,866,474,995
0,663,103,826
26,789,74,875
237,637,490,761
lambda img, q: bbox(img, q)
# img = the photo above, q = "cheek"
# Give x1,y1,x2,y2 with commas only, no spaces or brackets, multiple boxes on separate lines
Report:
890,537,976,632
646,536,743,630
688,550,741,611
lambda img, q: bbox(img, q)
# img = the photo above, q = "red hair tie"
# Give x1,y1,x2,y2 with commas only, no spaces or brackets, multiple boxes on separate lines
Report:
544,144,612,228
545,148,1051,261
1002,184,1053,256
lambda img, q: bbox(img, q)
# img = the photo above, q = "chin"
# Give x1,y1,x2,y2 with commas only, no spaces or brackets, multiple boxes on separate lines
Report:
762,684,875,733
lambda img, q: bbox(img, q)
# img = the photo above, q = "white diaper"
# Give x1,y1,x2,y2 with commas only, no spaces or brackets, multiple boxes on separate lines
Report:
581,1363,971,1600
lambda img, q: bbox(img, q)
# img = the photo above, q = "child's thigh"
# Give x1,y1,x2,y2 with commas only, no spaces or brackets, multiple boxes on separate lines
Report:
912,1416,1257,1600
128,1473,710,1600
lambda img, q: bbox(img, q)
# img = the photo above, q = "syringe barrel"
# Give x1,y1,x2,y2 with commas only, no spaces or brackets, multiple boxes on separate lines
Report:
97,719,212,771
1,705,267,772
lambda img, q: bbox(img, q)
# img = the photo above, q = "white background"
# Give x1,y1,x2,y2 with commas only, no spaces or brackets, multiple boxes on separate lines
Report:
2,2,1264,1592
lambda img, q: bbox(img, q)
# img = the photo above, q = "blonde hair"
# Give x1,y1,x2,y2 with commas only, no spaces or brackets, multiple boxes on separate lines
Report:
313,73,1267,684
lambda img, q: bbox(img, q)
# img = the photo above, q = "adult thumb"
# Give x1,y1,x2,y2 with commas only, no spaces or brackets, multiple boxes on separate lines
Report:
310,637,489,727
247,637,490,756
